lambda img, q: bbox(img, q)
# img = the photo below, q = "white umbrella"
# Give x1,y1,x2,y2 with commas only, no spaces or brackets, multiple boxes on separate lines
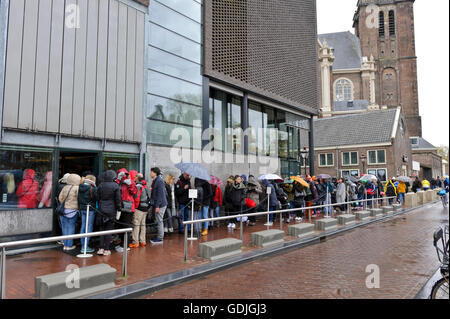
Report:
395,176,412,183
360,174,377,182
258,174,283,182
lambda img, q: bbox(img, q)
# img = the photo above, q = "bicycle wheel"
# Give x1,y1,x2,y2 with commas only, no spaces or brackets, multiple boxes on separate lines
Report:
430,276,449,299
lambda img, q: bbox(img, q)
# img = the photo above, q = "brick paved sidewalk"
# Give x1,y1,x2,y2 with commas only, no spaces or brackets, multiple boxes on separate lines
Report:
2,203,447,299
142,202,449,299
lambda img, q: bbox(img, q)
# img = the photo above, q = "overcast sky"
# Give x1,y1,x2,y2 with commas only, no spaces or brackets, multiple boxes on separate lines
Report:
316,0,449,147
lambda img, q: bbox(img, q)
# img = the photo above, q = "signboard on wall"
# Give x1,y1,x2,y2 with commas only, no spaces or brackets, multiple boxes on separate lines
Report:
413,161,420,172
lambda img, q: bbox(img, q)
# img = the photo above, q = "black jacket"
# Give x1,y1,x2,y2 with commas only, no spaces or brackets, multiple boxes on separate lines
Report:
230,182,246,207
194,178,213,207
97,170,121,217
78,182,98,211
175,174,190,205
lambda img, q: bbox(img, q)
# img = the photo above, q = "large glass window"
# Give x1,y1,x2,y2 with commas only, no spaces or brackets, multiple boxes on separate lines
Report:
248,102,264,155
0,147,54,210
319,153,334,167
148,72,202,105
342,151,358,166
102,153,139,173
147,95,202,126
149,23,201,63
148,46,202,85
149,1,201,43
368,150,386,164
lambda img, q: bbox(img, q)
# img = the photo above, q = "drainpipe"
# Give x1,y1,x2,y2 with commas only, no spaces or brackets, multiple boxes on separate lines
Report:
0,0,9,144
140,8,150,178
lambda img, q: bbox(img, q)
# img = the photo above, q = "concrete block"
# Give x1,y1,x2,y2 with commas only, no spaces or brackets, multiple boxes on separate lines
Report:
405,193,417,208
314,218,338,231
35,264,116,299
287,223,315,238
251,229,285,248
337,214,356,226
369,208,383,217
198,238,242,261
381,206,394,215
416,191,425,205
392,204,402,212
425,190,434,203
355,210,371,221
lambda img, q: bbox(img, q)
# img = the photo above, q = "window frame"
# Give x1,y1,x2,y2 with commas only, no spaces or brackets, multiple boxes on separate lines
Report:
318,153,334,167
341,169,360,179
341,151,359,166
367,149,387,165
334,78,354,102
367,168,388,182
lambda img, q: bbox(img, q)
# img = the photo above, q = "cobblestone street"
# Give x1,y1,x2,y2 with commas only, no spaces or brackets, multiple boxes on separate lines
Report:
143,202,449,299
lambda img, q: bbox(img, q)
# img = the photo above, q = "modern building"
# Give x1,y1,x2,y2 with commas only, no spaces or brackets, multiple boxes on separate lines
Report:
314,107,412,182
0,0,319,241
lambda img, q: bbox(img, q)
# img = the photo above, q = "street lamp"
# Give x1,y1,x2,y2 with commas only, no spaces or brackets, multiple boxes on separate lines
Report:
300,147,309,177
360,154,366,175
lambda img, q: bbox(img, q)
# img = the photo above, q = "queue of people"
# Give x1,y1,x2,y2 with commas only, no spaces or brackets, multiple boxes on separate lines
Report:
55,167,450,256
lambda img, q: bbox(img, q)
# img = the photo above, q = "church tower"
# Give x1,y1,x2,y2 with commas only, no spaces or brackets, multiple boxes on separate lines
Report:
353,0,422,137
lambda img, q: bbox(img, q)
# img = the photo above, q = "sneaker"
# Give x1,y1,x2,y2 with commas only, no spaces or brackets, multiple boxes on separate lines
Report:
201,229,208,236
227,223,232,228
266,222,273,226
231,223,236,229
103,250,111,256
164,227,169,233
65,245,76,251
150,238,163,245
81,247,95,253
169,227,174,233
115,246,130,253
129,243,140,248
140,242,147,247
97,249,104,255
57,241,63,245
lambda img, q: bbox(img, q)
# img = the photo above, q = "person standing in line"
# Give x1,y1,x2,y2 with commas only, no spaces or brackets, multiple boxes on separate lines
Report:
396,180,407,204
210,183,223,228
97,170,121,256
195,178,212,236
175,172,191,234
229,175,247,229
58,174,81,251
384,177,397,205
246,176,262,226
224,176,235,221
412,177,422,193
130,173,151,248
78,175,98,253
164,174,176,234
260,179,278,226
150,167,168,245
335,178,346,212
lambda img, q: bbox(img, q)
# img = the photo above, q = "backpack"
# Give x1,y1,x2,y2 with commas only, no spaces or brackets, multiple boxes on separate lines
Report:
137,184,152,211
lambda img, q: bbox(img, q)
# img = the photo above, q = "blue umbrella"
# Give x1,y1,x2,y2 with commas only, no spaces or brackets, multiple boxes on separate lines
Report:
175,162,211,181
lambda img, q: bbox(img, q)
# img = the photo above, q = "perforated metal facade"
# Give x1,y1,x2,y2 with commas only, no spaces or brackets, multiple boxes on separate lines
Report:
204,0,319,114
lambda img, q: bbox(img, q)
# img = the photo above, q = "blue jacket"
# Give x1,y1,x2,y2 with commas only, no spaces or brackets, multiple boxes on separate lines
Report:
261,179,279,207
151,175,168,208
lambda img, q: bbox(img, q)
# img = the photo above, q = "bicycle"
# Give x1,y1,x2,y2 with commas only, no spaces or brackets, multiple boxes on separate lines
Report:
430,225,449,299
438,190,448,208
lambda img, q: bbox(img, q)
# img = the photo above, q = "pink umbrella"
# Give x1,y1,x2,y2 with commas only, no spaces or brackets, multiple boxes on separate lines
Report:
208,175,223,186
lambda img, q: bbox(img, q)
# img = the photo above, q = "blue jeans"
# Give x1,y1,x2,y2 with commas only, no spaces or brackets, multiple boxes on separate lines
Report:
210,206,220,226
198,206,209,230
178,204,190,231
324,193,332,214
398,193,405,204
60,214,78,247
80,209,96,249
269,206,276,222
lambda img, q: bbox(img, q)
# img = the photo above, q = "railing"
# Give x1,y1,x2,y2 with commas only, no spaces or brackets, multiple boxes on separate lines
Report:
0,227,132,299
182,196,399,261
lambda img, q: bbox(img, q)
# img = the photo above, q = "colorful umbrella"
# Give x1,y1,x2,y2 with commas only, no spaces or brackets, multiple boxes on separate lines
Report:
175,162,211,181
360,174,377,182
290,176,310,188
208,175,223,186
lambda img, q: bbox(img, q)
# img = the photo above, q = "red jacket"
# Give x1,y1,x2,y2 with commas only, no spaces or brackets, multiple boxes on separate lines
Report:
117,168,138,212
16,169,40,209
213,186,223,206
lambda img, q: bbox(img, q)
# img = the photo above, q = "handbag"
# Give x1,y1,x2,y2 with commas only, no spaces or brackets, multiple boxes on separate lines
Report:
56,186,74,216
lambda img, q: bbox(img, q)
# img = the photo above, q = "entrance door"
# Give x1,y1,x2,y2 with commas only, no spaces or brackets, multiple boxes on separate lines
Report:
58,151,100,179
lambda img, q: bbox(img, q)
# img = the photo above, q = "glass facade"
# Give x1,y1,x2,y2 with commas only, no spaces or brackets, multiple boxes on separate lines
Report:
102,153,140,173
0,147,54,210
147,0,202,147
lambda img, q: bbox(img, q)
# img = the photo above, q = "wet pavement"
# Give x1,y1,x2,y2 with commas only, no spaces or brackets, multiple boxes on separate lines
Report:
141,202,448,299
2,202,447,299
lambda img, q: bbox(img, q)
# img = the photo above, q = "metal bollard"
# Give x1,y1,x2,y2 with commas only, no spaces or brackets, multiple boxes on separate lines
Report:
122,232,128,277
280,211,283,230
240,217,243,241
184,224,188,262
1,247,5,299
